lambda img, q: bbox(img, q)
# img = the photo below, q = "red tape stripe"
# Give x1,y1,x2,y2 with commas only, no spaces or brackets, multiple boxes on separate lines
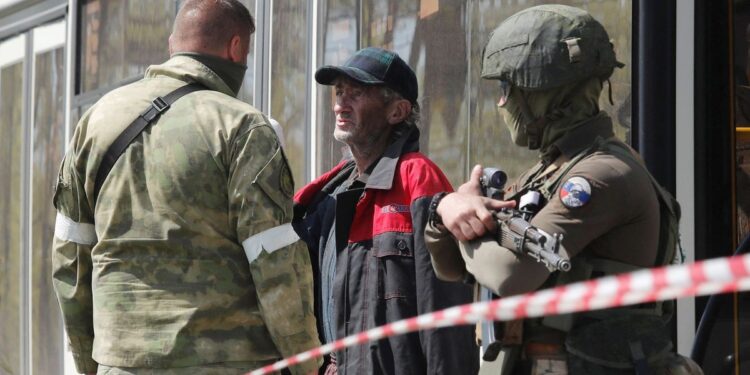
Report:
249,254,750,375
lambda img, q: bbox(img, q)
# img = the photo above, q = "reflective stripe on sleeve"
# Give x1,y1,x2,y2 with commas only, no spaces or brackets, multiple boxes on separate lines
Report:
54,212,97,245
242,223,300,264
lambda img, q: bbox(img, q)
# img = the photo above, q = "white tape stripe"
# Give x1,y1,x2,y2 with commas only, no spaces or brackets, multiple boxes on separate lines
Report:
248,254,750,375
391,320,409,335
242,223,299,264
54,213,97,245
368,327,386,341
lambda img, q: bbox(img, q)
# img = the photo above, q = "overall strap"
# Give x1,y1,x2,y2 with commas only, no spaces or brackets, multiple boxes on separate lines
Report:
601,139,682,267
93,82,208,203
539,138,679,331
538,142,598,202
604,140,681,220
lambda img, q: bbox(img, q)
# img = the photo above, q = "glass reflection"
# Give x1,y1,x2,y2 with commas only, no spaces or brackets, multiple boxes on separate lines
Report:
79,0,258,103
316,0,631,187
80,0,176,93
734,1,750,244
0,62,24,375
318,0,472,187
470,0,632,179
71,103,94,134
362,0,470,187
32,47,66,374
270,0,309,184
399,0,469,188
730,5,750,374
236,0,256,106
316,0,358,173
469,0,536,179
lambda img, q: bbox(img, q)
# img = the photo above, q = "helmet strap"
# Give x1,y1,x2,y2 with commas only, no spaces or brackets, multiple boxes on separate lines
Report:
517,91,544,150
606,78,615,105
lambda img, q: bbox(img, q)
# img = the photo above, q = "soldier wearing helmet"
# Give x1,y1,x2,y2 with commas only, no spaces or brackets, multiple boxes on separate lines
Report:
424,5,702,375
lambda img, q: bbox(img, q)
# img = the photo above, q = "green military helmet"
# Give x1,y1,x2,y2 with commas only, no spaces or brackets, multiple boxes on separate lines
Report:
481,4,624,90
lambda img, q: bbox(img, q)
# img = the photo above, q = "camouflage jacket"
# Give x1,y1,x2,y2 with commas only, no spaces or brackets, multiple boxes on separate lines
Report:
52,56,321,374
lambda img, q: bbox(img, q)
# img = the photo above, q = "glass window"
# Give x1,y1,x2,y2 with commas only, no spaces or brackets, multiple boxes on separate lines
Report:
78,0,257,105
470,0,632,180
270,0,310,184
316,0,631,187
469,1,536,180
0,0,25,12
315,0,358,174
739,139,750,242
71,103,94,133
361,0,470,188
80,0,176,93
734,1,750,244
0,36,25,375
236,0,257,105
315,0,472,187
31,22,66,373
729,5,750,372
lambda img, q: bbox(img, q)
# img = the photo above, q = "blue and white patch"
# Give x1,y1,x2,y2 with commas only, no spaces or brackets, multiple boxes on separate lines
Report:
559,176,592,208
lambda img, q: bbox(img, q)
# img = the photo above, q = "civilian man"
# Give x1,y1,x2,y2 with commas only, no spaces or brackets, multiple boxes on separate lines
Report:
293,47,478,374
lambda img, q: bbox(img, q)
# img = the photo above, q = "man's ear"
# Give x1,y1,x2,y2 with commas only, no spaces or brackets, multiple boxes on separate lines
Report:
387,99,412,125
227,34,245,63
168,34,175,56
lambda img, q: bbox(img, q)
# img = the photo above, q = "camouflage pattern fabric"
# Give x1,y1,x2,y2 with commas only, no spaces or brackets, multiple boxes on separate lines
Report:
481,4,623,90
52,55,321,374
96,362,275,375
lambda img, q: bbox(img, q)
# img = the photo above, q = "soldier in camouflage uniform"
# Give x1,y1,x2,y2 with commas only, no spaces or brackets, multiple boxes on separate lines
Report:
424,5,703,375
51,1,321,374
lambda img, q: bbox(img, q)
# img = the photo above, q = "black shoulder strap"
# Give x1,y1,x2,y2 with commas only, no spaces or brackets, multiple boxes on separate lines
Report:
93,82,208,203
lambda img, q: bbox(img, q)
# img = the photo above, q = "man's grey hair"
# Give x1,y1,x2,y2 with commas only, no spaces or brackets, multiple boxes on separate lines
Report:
381,86,420,128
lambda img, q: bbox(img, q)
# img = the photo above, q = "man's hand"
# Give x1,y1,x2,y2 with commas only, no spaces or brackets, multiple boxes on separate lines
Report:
437,165,515,241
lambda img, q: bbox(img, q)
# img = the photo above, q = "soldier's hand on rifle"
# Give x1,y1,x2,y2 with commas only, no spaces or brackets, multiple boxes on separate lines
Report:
438,165,515,241
457,164,486,196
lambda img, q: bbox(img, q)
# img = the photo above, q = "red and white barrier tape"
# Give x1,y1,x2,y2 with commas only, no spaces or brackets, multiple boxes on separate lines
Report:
249,254,750,375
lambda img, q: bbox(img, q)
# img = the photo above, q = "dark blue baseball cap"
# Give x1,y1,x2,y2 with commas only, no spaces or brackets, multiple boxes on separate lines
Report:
315,47,418,104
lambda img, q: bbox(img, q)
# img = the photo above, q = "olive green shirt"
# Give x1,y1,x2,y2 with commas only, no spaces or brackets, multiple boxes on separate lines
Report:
52,56,321,374
426,116,660,296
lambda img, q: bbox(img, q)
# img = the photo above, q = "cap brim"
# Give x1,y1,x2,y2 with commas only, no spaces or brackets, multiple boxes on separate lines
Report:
315,65,384,86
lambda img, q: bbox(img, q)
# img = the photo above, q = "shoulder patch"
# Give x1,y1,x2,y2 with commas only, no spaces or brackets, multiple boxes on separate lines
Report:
279,161,294,198
559,176,591,208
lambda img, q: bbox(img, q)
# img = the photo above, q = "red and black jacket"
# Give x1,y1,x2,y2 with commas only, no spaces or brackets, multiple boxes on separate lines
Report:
293,127,478,374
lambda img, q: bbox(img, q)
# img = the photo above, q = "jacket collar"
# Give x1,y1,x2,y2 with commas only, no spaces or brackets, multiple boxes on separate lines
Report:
144,55,236,97
363,125,420,190
542,114,615,164
294,124,421,208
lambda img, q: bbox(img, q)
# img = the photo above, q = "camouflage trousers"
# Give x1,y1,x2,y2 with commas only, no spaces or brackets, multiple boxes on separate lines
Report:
96,361,282,375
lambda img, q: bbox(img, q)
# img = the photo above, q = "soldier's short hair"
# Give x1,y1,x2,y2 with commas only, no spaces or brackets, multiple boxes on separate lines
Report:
174,0,255,48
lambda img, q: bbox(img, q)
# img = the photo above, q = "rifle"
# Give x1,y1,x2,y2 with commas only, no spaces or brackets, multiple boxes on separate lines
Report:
480,168,572,272
493,209,571,272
